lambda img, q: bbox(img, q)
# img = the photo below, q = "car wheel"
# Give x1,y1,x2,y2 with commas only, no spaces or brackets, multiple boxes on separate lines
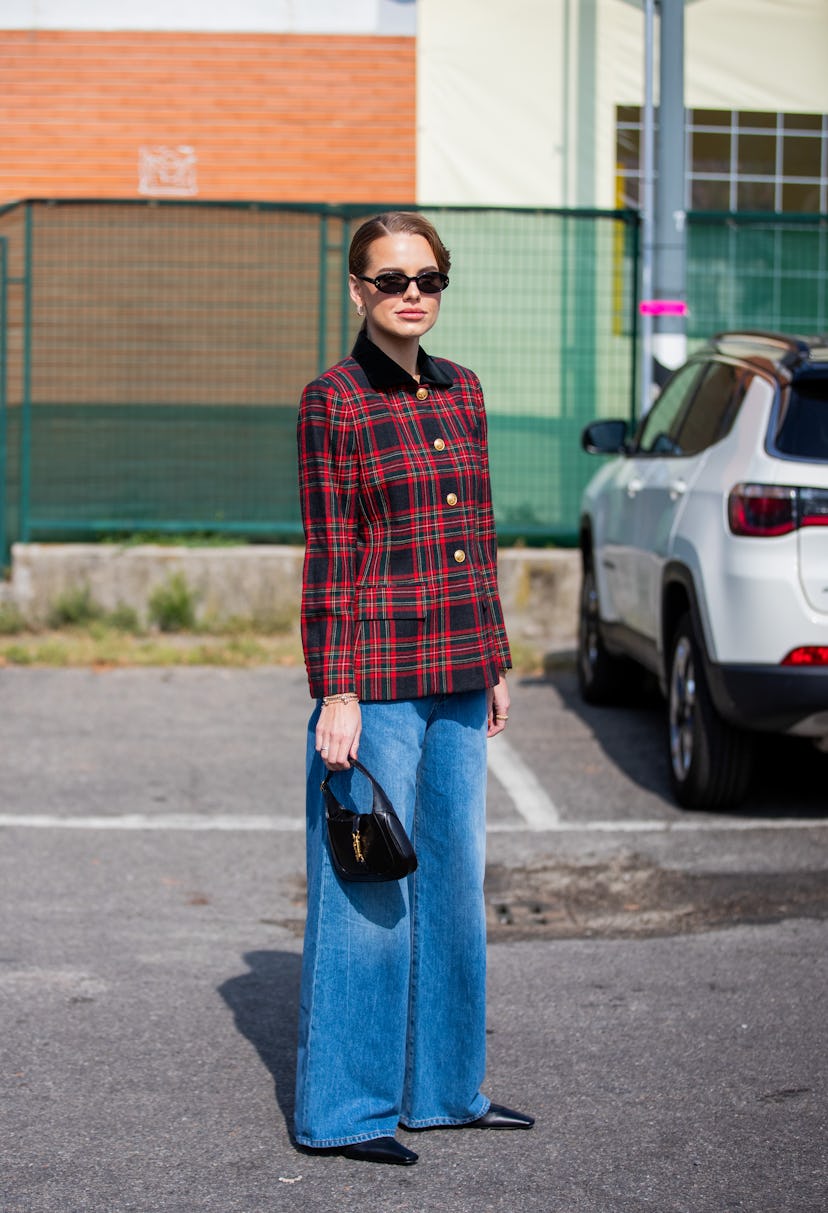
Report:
667,613,753,809
577,561,631,704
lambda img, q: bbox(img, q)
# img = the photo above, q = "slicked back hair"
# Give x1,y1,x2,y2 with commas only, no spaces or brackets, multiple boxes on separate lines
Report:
349,212,451,277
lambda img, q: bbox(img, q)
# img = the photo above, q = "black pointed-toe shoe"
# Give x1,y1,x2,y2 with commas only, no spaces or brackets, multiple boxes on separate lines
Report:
468,1103,535,1129
340,1136,419,1165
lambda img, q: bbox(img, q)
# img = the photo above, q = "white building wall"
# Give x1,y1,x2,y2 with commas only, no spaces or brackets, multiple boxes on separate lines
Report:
419,0,828,207
417,0,569,207
2,0,417,34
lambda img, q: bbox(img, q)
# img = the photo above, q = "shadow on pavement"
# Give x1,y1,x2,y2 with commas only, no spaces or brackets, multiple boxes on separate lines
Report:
532,667,827,816
526,668,672,800
218,950,301,1138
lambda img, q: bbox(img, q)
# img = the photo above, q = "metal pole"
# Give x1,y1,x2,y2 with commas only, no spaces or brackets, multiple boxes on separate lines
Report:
639,0,656,415
653,0,687,378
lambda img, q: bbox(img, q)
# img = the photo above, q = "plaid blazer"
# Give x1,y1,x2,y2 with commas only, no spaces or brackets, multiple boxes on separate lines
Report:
297,332,511,701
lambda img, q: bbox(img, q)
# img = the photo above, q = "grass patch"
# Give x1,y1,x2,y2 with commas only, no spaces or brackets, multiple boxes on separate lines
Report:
47,584,104,627
0,602,26,635
47,589,146,635
105,603,142,632
201,607,295,636
0,626,305,669
506,640,551,677
0,623,548,674
2,643,35,665
148,573,198,633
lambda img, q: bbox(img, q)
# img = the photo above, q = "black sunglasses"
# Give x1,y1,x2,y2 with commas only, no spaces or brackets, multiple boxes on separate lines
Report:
356,271,450,295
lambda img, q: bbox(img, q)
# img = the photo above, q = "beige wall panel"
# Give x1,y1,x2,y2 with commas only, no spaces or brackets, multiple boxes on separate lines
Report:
685,0,828,111
419,0,828,208
417,0,567,205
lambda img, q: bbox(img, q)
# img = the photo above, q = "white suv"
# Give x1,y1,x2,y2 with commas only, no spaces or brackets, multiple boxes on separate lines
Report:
578,331,828,809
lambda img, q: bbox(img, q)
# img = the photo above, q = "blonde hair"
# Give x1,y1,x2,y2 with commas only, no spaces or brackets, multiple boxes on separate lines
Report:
349,212,451,277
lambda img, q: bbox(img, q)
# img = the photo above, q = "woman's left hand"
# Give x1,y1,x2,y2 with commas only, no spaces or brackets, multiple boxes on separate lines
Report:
487,674,510,737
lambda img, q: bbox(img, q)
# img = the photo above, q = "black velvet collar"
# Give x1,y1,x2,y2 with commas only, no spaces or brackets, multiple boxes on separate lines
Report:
351,330,454,392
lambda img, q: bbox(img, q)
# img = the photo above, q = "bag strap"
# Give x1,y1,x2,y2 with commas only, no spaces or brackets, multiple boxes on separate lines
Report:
321,757,396,818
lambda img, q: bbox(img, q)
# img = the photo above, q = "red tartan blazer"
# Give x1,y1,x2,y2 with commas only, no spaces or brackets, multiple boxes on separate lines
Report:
297,332,512,701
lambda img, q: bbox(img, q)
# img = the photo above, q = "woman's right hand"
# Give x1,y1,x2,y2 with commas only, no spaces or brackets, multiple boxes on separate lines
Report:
316,701,362,770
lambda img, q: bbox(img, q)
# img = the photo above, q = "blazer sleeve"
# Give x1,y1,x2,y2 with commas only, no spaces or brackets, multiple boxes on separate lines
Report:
470,373,512,673
297,377,359,698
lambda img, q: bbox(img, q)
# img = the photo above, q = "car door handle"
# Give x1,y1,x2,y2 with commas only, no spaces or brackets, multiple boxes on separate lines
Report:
626,478,644,498
669,479,688,501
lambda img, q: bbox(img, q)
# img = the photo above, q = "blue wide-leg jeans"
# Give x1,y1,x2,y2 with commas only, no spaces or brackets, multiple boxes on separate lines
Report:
294,691,491,1148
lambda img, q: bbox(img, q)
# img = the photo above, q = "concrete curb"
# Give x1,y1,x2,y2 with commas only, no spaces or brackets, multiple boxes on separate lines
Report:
1,543,580,653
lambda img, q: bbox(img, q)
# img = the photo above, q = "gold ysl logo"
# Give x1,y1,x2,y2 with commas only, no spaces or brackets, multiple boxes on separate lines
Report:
352,826,366,864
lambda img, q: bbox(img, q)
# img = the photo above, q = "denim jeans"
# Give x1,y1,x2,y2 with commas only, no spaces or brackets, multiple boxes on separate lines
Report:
294,691,491,1148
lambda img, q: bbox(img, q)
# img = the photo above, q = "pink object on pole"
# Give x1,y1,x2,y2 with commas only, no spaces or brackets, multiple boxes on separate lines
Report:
639,299,689,316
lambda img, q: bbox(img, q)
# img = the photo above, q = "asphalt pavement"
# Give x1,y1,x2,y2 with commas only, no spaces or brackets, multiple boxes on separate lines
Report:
1,666,826,1212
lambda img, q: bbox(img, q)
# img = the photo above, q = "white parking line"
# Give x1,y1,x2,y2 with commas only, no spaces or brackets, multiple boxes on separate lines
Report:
488,817,828,832
0,814,824,833
486,738,561,829
0,813,303,831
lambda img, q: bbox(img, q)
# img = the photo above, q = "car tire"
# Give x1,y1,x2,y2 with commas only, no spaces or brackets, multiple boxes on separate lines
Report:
667,612,753,809
577,561,632,704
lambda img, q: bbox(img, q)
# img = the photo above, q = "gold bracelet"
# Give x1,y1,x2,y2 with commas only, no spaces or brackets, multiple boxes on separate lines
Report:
321,693,360,706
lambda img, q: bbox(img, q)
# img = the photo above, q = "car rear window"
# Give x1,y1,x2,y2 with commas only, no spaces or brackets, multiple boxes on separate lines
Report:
775,373,828,461
675,361,750,455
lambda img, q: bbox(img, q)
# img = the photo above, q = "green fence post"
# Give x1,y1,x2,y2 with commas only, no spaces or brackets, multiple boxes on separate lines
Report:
317,212,328,375
0,237,7,567
20,203,33,544
340,212,352,359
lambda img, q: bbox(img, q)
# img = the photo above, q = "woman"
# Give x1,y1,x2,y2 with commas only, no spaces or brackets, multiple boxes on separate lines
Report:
295,212,533,1166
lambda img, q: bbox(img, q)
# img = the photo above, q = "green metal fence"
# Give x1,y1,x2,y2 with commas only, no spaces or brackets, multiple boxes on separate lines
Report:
0,201,826,564
686,212,828,338
0,200,639,560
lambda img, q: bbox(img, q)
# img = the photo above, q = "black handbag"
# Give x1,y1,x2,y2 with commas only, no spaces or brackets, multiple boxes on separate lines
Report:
322,758,418,882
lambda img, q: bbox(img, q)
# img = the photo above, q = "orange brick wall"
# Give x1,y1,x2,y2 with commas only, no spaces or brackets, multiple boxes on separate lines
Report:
0,30,416,202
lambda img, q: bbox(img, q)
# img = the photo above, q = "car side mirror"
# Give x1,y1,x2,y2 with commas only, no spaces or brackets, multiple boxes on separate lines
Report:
581,419,629,454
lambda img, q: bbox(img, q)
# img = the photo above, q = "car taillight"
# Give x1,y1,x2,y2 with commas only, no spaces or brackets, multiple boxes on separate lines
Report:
799,488,828,527
781,647,828,666
728,484,796,536
728,484,828,536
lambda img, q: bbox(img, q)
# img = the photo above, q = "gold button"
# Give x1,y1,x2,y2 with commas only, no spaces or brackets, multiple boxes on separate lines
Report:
416,386,429,400
433,438,445,451
446,492,458,506
453,549,466,563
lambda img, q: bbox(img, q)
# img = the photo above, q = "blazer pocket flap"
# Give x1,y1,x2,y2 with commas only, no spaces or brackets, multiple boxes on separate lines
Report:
355,581,432,620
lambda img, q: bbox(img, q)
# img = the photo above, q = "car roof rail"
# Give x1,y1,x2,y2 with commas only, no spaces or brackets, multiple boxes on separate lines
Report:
709,330,818,371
